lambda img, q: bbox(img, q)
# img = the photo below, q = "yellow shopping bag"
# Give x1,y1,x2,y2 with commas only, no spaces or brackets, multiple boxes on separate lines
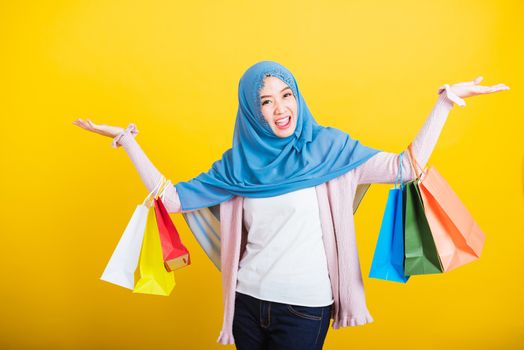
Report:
133,194,176,296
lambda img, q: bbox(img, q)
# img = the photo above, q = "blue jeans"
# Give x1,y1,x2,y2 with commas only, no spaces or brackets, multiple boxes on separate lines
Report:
233,291,333,350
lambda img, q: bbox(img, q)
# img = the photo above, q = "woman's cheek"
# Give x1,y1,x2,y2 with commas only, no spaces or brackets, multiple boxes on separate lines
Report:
262,108,274,124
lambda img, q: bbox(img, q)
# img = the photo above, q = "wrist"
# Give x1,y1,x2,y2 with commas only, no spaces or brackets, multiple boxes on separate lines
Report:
111,123,139,148
437,84,466,107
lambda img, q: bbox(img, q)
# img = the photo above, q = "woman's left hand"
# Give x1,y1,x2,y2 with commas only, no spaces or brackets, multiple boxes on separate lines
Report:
441,76,510,99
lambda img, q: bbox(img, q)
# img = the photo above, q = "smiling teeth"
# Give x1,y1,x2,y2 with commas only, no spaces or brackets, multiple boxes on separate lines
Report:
276,116,290,125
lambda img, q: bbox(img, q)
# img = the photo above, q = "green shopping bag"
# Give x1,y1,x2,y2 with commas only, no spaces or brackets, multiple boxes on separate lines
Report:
403,179,443,275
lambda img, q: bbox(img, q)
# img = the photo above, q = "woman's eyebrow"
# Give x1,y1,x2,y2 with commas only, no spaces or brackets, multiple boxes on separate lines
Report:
260,86,291,99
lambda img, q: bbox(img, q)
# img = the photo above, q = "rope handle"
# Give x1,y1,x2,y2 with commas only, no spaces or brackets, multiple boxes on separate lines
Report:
405,143,429,180
395,152,404,189
158,179,172,202
141,175,167,206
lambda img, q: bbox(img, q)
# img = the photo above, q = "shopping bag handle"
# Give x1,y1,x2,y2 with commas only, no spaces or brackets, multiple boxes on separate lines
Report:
142,176,167,206
395,152,404,189
158,179,173,203
155,179,169,201
406,143,429,180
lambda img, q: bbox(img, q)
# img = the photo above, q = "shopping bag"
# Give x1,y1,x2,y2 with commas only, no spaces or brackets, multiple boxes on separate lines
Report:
100,204,148,289
403,147,443,275
369,152,410,283
133,205,176,296
403,177,443,275
406,143,485,272
100,178,165,289
154,181,191,272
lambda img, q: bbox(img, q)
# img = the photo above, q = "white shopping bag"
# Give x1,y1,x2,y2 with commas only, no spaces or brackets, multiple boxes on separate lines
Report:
100,177,166,289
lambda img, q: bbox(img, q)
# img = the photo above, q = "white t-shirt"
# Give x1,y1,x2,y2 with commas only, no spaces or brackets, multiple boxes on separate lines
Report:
236,186,334,306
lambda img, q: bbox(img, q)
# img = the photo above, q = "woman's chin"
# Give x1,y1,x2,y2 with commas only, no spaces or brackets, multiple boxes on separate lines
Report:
274,128,295,138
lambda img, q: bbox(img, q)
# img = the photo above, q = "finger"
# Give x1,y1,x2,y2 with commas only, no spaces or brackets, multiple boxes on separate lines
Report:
86,119,96,128
73,122,87,130
475,83,507,90
492,83,510,90
454,77,482,87
481,86,505,94
72,119,83,126
491,85,510,92
483,84,508,92
473,76,483,84
74,121,87,129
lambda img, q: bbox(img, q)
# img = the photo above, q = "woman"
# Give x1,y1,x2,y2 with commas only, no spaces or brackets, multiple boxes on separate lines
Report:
73,61,508,349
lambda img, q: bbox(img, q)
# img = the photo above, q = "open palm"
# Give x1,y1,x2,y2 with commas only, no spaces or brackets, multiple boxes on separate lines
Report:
72,118,125,138
442,76,510,99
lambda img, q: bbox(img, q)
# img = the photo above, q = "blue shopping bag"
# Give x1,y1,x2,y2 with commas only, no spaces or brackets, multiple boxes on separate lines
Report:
369,152,410,283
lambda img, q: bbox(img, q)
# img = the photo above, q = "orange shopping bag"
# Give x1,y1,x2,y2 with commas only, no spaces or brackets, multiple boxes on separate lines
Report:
405,143,485,272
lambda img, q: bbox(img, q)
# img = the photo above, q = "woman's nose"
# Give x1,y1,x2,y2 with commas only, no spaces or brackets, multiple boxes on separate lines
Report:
274,102,286,114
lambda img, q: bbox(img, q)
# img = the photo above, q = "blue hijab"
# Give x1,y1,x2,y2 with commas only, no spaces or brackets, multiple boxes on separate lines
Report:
175,61,382,211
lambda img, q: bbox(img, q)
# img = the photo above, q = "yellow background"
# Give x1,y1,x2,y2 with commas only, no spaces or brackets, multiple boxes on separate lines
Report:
1,0,522,349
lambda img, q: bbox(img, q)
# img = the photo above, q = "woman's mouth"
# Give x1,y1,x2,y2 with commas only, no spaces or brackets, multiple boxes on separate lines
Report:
274,115,291,129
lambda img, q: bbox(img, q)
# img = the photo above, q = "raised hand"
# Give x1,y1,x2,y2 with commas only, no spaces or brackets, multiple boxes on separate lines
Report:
72,118,125,138
441,76,510,99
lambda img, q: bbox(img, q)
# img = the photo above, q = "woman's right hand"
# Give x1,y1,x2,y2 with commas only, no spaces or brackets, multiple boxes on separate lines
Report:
72,118,125,138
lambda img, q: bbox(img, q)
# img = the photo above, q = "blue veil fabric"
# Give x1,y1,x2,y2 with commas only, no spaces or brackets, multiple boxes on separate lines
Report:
175,61,383,211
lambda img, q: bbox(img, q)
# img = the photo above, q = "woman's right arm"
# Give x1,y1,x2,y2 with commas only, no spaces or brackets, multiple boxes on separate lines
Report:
113,125,185,214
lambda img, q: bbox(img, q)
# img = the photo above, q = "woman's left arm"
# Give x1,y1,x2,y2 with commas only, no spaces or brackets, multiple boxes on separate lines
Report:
355,76,510,185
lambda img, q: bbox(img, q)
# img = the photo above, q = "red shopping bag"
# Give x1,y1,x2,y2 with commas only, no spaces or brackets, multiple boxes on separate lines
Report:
154,196,191,272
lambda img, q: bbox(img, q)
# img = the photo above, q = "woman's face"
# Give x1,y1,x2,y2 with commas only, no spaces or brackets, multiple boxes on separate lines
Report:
259,76,298,138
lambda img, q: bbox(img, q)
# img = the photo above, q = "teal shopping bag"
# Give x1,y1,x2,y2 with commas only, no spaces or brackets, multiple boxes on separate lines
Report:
369,152,410,283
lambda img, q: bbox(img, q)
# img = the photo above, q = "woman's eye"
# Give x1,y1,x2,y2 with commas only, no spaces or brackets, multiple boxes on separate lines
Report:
261,92,292,106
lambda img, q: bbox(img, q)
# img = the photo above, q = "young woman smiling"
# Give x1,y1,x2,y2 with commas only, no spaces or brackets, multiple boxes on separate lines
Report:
73,61,508,349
